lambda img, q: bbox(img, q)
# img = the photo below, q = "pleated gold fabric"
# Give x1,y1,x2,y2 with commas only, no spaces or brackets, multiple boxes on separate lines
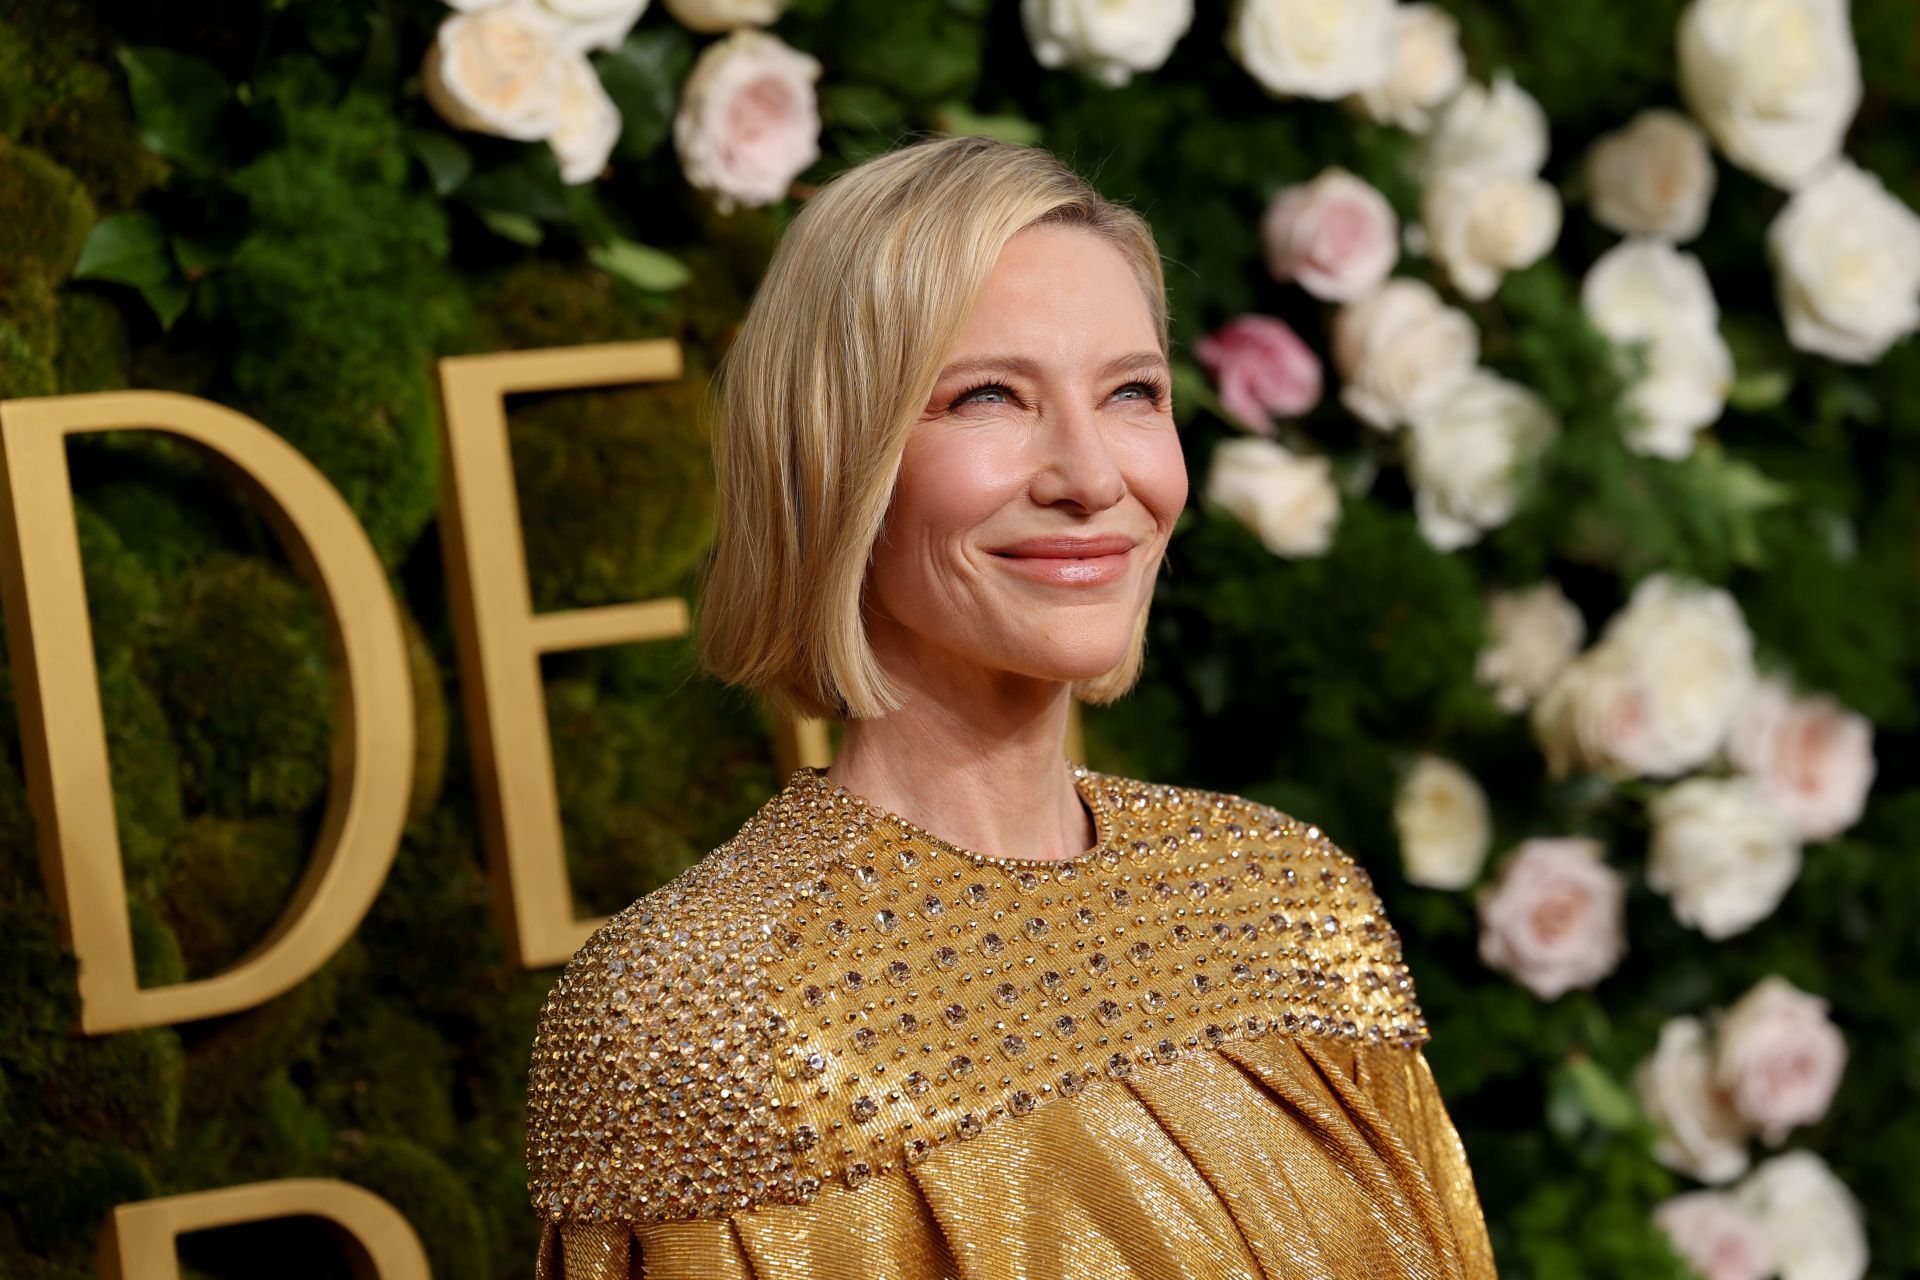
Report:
525,762,1497,1279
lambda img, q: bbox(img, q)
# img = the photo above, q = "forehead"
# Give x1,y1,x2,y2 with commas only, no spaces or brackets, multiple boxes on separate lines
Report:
944,225,1159,363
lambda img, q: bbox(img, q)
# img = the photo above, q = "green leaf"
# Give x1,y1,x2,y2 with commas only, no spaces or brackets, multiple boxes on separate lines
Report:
594,28,695,161
1728,368,1792,412
115,46,234,172
1550,1054,1639,1135
405,129,473,197
589,237,691,292
478,208,544,246
73,211,192,329
463,144,573,222
930,102,1044,146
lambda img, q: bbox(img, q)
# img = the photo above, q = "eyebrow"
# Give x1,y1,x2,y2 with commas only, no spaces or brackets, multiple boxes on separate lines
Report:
935,351,1168,382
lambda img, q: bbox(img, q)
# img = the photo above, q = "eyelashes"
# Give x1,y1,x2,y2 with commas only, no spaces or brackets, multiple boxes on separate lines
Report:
947,375,1170,412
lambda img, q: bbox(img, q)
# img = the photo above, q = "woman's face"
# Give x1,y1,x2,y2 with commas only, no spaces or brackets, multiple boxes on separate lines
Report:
864,224,1188,699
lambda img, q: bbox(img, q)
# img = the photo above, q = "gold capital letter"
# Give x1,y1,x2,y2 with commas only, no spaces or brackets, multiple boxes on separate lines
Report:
438,341,834,970
0,392,415,1034
99,1179,429,1280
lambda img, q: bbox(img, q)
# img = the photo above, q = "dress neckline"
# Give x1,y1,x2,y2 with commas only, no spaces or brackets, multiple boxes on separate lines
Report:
791,760,1115,869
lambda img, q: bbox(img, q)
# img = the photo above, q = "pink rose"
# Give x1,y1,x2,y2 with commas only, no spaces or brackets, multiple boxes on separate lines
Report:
1261,167,1399,301
1194,314,1323,433
672,29,822,214
1714,975,1847,1147
1476,836,1627,999
1724,672,1877,841
1652,1191,1774,1280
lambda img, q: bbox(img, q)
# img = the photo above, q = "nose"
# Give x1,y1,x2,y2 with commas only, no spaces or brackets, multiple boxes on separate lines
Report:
1028,393,1128,513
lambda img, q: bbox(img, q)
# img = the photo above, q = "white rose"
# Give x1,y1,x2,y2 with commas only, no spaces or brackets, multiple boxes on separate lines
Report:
1599,572,1756,776
1225,0,1396,100
1585,109,1717,243
1260,167,1399,302
1333,278,1478,431
1348,3,1464,134
1475,836,1627,1000
1529,641,1659,781
1392,753,1493,890
1732,1151,1869,1280
1403,370,1558,551
1768,158,1920,364
1635,1016,1753,1185
424,3,573,142
1021,0,1194,88
673,29,822,214
1678,0,1861,191
1581,238,1733,460
1421,71,1550,180
1724,672,1877,841
1477,581,1586,714
662,0,787,33
1715,975,1847,1147
1423,169,1562,301
1647,774,1802,939
547,49,621,183
1204,436,1341,558
1652,1190,1774,1280
539,0,650,52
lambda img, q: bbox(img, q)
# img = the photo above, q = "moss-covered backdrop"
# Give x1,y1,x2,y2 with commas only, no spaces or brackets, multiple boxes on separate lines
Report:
2,1,1917,1277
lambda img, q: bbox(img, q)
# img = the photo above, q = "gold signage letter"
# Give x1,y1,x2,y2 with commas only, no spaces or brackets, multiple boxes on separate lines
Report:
435,341,831,970
0,392,415,1034
99,1178,429,1280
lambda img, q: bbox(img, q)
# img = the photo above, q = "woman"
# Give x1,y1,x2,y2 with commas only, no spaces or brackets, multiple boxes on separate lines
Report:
526,134,1497,1279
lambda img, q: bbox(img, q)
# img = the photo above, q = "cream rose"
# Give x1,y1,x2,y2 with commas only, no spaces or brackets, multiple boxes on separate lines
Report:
1403,370,1558,551
1647,775,1802,939
1475,836,1627,1000
1724,672,1877,841
1421,71,1549,180
547,47,621,183
1678,0,1861,191
1423,169,1562,302
1225,0,1396,100
1585,109,1717,243
1261,167,1398,302
1635,1016,1753,1185
424,3,573,141
1204,436,1341,558
662,0,788,33
1020,0,1194,88
1768,158,1920,364
673,29,822,214
1348,3,1464,134
1598,573,1756,776
1529,641,1658,781
1581,238,1733,460
1715,975,1847,1147
1652,1191,1774,1280
1332,278,1478,431
540,0,650,51
1477,581,1586,715
1392,753,1493,890
1731,1151,1869,1280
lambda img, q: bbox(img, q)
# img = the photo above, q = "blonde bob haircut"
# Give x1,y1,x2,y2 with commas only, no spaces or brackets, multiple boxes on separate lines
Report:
696,132,1171,722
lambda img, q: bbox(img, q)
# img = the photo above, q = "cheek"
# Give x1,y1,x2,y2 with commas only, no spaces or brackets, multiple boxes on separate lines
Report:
888,429,1030,546
1126,428,1190,530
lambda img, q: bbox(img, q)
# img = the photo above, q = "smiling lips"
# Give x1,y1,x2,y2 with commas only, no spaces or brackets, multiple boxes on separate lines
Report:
989,534,1137,586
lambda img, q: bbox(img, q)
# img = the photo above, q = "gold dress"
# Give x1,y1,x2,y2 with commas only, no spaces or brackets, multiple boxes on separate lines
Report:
525,762,1498,1279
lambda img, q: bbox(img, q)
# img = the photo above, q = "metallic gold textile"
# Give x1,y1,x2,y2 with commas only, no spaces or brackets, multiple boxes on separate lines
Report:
526,763,1497,1278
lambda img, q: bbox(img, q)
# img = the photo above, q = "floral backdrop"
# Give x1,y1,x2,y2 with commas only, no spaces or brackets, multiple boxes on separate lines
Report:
3,0,1917,1277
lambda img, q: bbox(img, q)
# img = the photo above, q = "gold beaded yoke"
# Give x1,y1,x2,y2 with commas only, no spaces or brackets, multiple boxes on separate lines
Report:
525,763,1498,1280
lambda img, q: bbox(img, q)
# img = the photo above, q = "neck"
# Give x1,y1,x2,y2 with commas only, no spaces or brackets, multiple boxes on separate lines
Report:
825,655,1095,863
